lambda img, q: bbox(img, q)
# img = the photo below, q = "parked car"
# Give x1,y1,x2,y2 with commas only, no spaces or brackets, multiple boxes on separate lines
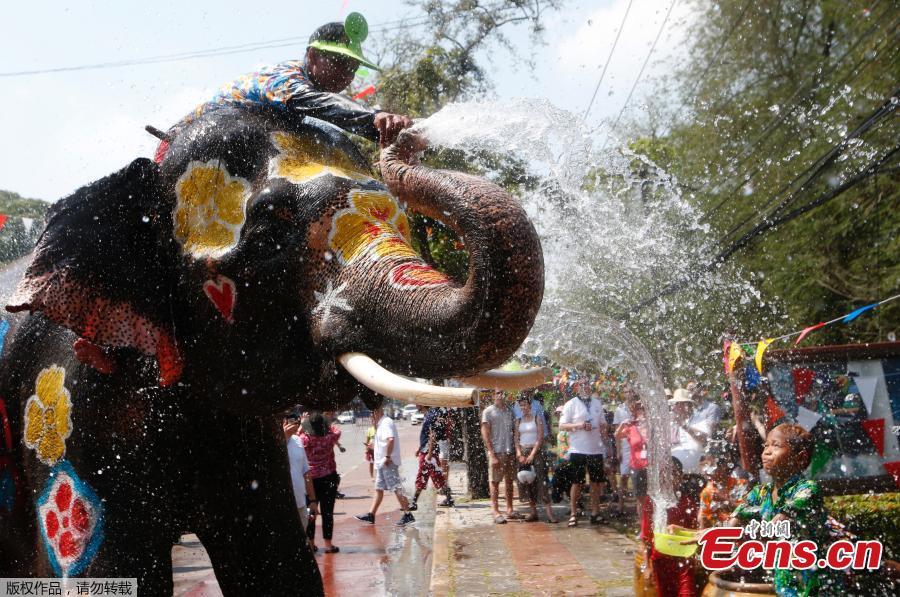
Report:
336,411,354,424
401,404,419,420
410,410,425,425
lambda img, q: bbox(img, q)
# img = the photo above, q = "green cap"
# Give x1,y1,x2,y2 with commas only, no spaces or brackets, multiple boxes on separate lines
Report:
308,12,381,71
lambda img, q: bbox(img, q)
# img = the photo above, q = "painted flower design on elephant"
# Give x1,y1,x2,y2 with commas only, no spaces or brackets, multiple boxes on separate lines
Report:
24,366,73,466
37,461,104,576
269,131,374,184
328,189,416,265
174,160,251,258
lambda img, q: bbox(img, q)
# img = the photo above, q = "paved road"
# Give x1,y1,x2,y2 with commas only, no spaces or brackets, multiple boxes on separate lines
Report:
172,418,435,596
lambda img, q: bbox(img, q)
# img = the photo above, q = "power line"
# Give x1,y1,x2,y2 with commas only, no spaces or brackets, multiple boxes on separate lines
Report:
619,142,899,320
582,0,634,121
601,0,678,151
697,4,898,222
0,18,431,78
716,86,899,245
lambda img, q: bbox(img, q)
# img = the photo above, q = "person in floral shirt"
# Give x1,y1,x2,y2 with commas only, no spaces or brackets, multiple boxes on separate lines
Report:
698,451,748,529
728,424,839,596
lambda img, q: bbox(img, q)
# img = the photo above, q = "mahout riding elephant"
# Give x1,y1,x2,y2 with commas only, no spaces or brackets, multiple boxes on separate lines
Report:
0,107,543,594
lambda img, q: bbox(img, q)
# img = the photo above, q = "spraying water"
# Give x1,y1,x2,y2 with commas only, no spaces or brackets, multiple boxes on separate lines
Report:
413,98,775,529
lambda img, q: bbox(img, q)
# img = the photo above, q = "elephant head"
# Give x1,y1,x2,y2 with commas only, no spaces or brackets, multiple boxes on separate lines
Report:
6,108,544,413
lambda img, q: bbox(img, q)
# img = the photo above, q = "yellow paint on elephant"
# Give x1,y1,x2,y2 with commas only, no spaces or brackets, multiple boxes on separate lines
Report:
174,161,251,258
329,189,417,265
23,365,73,466
269,131,373,184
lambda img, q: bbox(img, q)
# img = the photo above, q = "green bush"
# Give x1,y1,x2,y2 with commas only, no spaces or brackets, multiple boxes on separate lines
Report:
826,492,900,559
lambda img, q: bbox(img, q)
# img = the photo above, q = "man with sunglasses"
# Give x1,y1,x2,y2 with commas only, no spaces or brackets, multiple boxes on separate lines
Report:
155,13,412,161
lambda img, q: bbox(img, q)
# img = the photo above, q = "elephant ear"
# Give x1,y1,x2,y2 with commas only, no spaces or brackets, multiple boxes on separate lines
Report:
6,158,184,385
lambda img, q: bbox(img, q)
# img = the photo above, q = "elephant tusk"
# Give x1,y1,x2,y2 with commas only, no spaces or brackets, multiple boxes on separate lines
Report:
456,367,553,391
338,353,477,407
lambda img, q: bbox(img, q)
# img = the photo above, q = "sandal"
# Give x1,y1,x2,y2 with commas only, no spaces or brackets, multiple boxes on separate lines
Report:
506,511,525,520
524,513,538,522
324,546,340,554
567,516,578,527
494,515,507,524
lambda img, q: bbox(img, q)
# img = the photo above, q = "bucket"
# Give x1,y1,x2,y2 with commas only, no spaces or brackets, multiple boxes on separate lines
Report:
653,529,698,558
701,571,775,596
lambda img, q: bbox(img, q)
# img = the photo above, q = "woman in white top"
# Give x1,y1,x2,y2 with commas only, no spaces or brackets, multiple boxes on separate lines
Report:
514,395,557,523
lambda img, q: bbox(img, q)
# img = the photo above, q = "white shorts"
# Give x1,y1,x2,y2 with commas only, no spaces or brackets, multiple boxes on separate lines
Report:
438,440,450,461
619,442,632,475
375,463,405,494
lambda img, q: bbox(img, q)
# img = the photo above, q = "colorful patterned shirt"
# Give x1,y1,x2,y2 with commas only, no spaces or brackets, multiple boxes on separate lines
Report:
731,475,837,596
171,60,379,140
699,476,748,527
298,428,341,479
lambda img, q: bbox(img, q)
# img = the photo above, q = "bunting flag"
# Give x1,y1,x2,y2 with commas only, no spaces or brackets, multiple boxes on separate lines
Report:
755,338,774,373
727,293,900,368
855,376,878,414
861,418,885,457
884,461,900,488
842,303,878,323
809,443,834,477
795,405,822,432
352,84,376,101
792,368,815,402
765,396,787,428
744,364,761,390
725,342,744,374
795,322,826,345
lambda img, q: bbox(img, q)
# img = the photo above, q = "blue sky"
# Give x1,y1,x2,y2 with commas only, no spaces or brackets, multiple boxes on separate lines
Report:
0,0,692,200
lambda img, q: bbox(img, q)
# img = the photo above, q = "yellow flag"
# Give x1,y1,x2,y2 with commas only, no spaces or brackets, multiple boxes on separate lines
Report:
755,338,774,374
726,342,744,373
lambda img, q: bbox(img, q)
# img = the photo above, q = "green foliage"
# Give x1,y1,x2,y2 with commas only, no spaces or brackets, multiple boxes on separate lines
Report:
631,0,899,369
827,492,900,557
0,189,47,263
0,189,50,218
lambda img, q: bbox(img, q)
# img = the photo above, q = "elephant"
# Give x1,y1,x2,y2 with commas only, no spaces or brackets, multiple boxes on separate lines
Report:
0,106,543,594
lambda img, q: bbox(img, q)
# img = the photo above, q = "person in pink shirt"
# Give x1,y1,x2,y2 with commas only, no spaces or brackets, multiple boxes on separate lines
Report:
299,412,342,553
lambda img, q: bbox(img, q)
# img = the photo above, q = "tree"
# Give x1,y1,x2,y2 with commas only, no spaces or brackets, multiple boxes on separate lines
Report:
624,0,898,369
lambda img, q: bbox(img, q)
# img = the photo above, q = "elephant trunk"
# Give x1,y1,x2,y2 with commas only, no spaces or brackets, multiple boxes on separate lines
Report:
365,132,544,378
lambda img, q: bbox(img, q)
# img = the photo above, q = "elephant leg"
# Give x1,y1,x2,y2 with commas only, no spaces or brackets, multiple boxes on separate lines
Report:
192,414,322,596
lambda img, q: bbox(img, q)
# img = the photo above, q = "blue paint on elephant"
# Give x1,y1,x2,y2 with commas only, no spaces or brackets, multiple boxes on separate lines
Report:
36,460,105,577
0,319,9,354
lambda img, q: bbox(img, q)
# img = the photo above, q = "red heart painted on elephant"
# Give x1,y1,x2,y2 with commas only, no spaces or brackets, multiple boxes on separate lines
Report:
203,276,237,323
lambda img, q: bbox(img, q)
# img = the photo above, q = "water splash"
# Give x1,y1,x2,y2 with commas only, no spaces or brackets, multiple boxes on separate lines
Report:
414,98,775,529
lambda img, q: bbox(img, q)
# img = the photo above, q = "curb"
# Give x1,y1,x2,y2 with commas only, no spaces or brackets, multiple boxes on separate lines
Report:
429,505,452,596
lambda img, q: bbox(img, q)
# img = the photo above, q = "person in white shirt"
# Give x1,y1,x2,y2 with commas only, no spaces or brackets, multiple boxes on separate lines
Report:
356,405,415,527
669,388,709,474
687,381,722,439
283,415,318,545
558,381,609,526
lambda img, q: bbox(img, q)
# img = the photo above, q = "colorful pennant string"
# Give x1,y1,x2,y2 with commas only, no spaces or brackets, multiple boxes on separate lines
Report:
725,292,899,375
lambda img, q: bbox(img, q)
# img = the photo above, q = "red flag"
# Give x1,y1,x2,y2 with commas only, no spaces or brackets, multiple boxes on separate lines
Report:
795,322,826,345
353,85,376,101
861,418,885,456
884,461,900,488
0,214,7,232
792,368,815,403
765,397,787,429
